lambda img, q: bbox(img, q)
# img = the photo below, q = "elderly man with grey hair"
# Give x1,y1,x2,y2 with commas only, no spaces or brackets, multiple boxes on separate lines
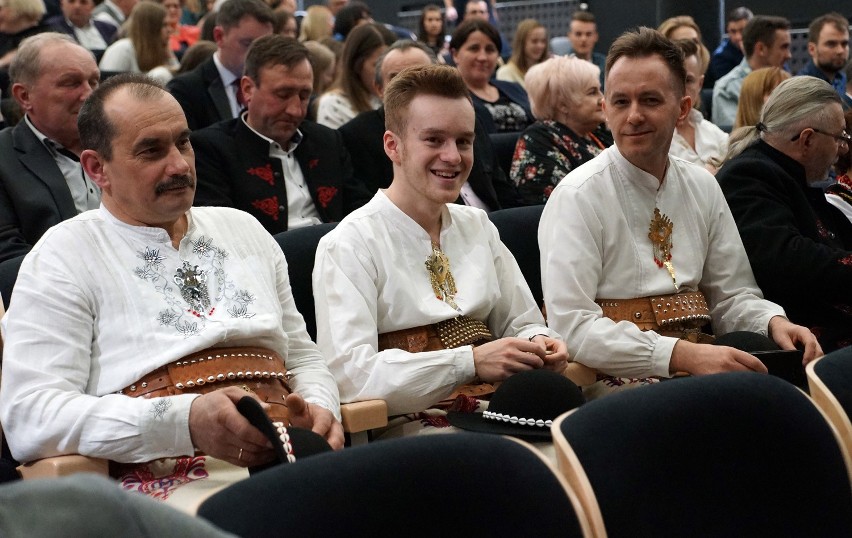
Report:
0,32,101,263
718,76,852,352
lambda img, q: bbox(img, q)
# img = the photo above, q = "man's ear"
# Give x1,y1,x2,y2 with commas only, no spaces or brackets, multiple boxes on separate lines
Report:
678,94,692,122
807,41,817,60
10,83,30,112
240,75,255,106
213,25,224,47
81,149,109,192
383,130,402,164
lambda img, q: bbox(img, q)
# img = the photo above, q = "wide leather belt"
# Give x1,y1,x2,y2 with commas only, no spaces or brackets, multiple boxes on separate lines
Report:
378,315,496,402
118,346,293,424
596,291,714,343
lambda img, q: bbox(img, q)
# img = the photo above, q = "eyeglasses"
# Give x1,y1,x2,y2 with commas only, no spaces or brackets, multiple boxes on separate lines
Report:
790,127,852,147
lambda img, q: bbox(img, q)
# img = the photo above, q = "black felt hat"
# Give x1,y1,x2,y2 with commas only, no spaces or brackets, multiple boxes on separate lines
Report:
446,369,585,440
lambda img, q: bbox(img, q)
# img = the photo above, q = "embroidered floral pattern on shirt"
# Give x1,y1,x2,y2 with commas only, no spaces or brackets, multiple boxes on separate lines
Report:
150,399,172,420
134,236,257,337
120,456,209,501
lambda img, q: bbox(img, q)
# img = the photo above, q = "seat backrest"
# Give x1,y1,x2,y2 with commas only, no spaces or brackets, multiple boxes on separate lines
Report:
488,131,521,180
0,254,24,310
809,350,852,457
488,205,545,305
274,223,338,342
553,372,852,537
198,433,592,537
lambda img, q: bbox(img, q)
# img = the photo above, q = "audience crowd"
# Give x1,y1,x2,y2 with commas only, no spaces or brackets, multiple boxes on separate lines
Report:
0,0,852,530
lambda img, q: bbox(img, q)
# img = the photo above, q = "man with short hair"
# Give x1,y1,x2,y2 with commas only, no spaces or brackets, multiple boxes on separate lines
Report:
339,39,521,209
798,13,851,107
713,15,791,130
463,0,488,21
0,73,343,500
707,6,753,86
92,0,136,29
191,35,369,235
314,64,567,418
0,33,101,263
567,10,605,88
718,76,852,351
168,0,274,130
539,27,818,396
47,0,117,58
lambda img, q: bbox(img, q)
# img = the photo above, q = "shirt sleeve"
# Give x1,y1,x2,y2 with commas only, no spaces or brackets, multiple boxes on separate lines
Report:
268,236,341,420
698,180,785,335
539,182,678,378
0,242,199,463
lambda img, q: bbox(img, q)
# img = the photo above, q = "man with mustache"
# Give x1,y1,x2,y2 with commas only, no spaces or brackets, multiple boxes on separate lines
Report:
191,35,370,235
0,33,101,263
539,27,819,399
0,73,343,506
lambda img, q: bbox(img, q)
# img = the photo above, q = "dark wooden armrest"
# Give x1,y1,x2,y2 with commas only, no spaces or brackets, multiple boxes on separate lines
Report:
18,455,109,480
340,399,388,433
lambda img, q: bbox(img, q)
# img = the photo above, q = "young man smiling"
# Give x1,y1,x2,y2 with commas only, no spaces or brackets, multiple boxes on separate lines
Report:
313,64,567,420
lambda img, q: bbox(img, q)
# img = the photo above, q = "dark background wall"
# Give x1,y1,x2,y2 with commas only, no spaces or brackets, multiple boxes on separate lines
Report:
302,0,851,56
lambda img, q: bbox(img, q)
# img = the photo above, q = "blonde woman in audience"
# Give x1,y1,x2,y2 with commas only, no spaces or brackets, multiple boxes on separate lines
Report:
0,0,49,68
510,56,611,204
316,22,394,129
99,2,178,80
298,4,332,42
733,66,790,129
496,18,548,88
669,39,727,174
658,15,711,85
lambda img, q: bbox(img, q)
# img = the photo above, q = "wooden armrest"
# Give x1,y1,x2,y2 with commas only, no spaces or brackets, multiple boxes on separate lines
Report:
18,455,109,480
340,399,388,433
562,362,597,387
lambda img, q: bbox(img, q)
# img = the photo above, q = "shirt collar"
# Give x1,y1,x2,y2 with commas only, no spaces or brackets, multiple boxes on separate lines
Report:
240,111,303,152
25,114,73,157
213,52,240,85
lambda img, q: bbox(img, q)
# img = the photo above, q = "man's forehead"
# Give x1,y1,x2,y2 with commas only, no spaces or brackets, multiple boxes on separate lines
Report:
571,21,595,33
818,24,849,42
606,55,677,92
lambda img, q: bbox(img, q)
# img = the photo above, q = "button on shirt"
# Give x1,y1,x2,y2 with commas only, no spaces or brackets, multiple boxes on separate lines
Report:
242,113,322,229
26,116,101,213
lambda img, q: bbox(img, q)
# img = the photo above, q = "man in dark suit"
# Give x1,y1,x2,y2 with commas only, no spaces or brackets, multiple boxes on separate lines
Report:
167,0,274,131
0,33,101,263
339,39,521,210
191,35,370,235
47,0,117,59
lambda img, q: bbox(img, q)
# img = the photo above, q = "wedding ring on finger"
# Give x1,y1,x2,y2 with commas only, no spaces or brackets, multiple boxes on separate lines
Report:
238,448,243,461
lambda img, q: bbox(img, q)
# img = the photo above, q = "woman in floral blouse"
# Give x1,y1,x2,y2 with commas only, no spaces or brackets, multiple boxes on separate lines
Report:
510,56,612,205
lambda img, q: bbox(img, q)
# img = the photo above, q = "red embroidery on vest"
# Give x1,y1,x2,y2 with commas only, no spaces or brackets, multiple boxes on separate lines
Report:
308,158,320,169
247,164,275,186
316,186,338,208
252,196,279,220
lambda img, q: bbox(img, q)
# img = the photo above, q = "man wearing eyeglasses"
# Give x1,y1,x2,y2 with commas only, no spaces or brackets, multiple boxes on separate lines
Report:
718,76,852,352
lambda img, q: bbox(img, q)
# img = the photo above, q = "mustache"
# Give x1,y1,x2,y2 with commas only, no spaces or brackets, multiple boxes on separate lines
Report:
155,174,194,195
